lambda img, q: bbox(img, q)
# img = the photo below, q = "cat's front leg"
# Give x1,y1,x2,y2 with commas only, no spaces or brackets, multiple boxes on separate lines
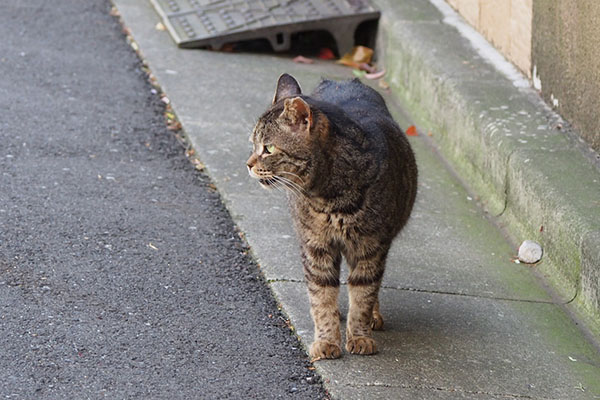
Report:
302,245,342,359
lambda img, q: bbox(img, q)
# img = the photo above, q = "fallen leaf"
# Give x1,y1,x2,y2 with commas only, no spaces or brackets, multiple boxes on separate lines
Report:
318,48,335,60
293,55,314,64
406,125,418,136
167,121,182,131
155,22,166,31
220,43,235,53
337,46,373,68
378,79,390,90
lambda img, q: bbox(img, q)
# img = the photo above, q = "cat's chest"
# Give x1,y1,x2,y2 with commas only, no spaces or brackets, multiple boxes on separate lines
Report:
306,208,358,240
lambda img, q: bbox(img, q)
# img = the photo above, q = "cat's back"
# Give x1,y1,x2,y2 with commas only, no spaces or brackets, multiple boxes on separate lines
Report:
310,78,417,232
310,78,391,123
310,78,402,144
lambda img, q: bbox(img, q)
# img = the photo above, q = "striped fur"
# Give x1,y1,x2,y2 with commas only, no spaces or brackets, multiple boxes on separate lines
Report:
247,74,417,359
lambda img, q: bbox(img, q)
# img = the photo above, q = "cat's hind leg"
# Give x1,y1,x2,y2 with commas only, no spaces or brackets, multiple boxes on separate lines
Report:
371,299,384,331
345,283,380,355
344,243,388,355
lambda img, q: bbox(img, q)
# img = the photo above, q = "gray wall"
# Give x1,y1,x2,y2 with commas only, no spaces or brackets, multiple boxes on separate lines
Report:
532,0,600,152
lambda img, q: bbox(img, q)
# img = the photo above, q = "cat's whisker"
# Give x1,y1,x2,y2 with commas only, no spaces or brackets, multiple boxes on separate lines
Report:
275,176,308,199
265,177,283,192
278,171,305,185
272,176,301,199
265,176,293,198
273,178,301,200
272,179,288,195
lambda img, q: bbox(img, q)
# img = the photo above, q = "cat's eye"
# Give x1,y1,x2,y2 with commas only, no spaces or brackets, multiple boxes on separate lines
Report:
264,144,276,154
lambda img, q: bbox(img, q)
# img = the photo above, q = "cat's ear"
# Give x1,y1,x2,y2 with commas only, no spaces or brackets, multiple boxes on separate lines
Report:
280,97,313,132
273,73,302,104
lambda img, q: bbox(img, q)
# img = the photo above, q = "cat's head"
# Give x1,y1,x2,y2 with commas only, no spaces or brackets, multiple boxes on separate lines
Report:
246,74,328,193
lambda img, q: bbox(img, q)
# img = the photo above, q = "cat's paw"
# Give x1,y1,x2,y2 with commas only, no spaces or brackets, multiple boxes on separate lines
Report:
310,340,342,360
371,312,384,331
346,336,377,355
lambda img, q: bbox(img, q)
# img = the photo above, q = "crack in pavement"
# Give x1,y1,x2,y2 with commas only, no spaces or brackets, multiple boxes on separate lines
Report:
267,278,561,305
339,381,555,399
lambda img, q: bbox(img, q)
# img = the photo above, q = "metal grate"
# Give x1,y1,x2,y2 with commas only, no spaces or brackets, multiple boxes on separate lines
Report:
150,0,380,54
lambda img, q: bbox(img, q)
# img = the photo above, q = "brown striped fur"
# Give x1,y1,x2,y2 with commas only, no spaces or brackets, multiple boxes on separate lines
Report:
247,74,417,359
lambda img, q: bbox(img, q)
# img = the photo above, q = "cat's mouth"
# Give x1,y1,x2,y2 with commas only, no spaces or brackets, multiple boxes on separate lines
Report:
259,178,274,187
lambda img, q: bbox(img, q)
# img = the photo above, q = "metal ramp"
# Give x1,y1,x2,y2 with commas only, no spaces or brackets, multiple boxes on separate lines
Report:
149,0,380,55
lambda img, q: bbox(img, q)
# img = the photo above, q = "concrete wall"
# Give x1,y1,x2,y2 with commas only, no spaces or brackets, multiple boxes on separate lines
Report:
445,0,532,77
445,0,600,153
532,0,600,153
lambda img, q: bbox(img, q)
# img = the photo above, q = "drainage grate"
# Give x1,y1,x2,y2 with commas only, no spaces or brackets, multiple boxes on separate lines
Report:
150,0,380,55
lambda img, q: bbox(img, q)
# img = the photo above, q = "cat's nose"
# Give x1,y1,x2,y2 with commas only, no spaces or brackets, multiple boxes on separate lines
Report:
246,154,258,176
246,153,257,169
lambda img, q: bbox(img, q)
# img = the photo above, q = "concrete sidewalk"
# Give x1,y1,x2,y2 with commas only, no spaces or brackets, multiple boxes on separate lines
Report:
114,0,600,398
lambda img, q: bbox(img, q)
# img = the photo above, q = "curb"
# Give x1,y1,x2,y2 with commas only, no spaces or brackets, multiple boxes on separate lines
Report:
373,0,600,333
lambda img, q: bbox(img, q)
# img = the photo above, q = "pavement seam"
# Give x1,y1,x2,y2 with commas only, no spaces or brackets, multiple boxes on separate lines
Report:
378,284,560,305
267,278,560,305
339,381,553,400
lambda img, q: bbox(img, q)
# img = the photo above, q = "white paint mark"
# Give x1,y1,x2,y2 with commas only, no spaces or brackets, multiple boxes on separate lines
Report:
532,65,542,91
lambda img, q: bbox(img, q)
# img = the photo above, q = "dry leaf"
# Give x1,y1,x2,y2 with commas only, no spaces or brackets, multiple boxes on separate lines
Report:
167,121,182,131
337,46,373,68
318,48,335,60
406,125,418,136
378,79,390,90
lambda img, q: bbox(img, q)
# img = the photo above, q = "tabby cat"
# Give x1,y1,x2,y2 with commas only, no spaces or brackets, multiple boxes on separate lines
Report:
246,74,418,359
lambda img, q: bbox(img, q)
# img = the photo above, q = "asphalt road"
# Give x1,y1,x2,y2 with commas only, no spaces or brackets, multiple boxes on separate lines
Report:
0,1,327,398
